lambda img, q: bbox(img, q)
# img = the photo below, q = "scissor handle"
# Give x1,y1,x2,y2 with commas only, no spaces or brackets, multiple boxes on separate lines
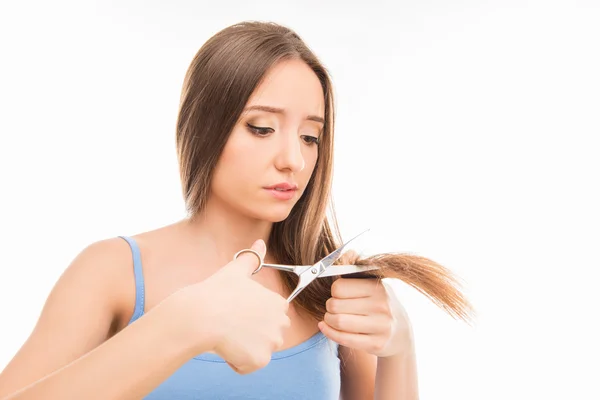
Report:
233,249,263,274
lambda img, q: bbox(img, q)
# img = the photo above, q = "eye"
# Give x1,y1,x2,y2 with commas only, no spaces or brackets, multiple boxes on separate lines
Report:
302,135,320,145
246,123,273,136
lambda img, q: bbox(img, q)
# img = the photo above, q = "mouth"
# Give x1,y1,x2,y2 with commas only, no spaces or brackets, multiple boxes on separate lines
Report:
264,182,298,191
264,182,298,200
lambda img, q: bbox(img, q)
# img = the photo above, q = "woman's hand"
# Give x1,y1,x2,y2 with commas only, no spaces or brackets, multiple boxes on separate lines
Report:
167,239,291,374
318,278,414,358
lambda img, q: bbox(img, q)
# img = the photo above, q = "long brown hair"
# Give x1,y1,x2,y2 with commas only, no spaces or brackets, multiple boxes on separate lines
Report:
176,21,474,324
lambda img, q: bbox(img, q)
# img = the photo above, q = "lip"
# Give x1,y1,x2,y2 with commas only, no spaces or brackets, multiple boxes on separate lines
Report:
264,182,298,191
264,182,298,201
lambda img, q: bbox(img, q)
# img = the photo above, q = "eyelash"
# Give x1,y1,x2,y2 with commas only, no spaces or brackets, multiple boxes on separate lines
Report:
246,123,320,145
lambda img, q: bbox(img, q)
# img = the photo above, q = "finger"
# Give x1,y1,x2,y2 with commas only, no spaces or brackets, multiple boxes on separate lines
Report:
318,321,372,349
232,239,266,275
228,362,254,375
323,312,388,334
227,362,242,373
252,238,266,257
331,277,382,299
326,297,388,316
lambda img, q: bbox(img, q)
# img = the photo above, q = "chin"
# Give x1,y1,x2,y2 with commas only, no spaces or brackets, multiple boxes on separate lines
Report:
258,209,294,223
246,202,296,223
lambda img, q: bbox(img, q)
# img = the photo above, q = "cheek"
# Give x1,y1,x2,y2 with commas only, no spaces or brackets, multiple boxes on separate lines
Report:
220,128,247,163
302,147,319,175
214,131,260,189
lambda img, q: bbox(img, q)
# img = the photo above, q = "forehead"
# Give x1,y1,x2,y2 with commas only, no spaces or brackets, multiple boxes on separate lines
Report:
246,58,325,118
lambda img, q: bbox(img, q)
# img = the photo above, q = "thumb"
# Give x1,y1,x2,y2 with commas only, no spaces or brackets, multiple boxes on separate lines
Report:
233,239,266,276
250,238,266,259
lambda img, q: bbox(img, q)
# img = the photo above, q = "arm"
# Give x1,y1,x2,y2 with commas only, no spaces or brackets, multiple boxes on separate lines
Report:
0,239,208,400
374,350,419,400
339,345,419,400
329,278,419,400
339,345,376,399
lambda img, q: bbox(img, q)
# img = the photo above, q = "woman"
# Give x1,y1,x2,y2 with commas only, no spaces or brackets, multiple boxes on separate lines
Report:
0,21,473,399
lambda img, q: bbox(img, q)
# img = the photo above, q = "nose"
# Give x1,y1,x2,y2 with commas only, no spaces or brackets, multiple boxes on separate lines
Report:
274,133,305,173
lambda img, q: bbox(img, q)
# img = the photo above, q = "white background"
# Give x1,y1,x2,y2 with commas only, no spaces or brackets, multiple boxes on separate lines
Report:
1,1,599,399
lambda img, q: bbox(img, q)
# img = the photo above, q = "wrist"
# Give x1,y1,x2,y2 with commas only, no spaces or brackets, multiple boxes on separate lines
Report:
379,332,416,360
378,346,415,362
161,286,219,356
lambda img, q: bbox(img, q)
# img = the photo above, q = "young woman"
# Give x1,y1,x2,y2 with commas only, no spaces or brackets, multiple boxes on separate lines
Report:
0,21,473,399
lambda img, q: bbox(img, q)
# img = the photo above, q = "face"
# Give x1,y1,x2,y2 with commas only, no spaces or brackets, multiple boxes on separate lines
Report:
211,58,325,222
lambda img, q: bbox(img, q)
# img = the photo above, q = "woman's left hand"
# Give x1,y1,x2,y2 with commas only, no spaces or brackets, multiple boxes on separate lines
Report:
318,277,414,358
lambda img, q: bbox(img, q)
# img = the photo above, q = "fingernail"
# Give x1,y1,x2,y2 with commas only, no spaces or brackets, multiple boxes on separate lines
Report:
252,239,266,254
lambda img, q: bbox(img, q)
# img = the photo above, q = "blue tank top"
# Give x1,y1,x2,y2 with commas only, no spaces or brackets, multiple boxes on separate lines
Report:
119,236,342,399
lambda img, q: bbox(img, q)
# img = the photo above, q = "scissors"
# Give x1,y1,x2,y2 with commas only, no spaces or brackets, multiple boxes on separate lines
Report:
233,230,380,302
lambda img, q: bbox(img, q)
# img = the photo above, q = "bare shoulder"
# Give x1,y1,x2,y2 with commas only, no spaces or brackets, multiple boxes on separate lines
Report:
0,236,138,396
70,236,136,276
22,234,140,337
66,236,138,313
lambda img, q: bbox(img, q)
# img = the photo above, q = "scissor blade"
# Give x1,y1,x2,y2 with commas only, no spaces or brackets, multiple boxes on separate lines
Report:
316,264,380,278
287,261,328,302
285,229,371,303
260,263,299,274
317,229,370,269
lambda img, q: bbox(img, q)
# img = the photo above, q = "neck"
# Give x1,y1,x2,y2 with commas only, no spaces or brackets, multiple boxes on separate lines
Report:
182,197,274,267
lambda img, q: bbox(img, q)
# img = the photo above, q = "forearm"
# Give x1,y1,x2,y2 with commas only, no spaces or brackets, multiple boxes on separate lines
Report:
374,348,419,400
3,301,205,400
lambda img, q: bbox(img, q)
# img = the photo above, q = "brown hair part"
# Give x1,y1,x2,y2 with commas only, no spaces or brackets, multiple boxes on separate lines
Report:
176,21,474,324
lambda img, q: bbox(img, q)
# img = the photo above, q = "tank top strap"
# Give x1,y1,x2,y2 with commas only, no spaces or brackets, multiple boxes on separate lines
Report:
118,235,145,324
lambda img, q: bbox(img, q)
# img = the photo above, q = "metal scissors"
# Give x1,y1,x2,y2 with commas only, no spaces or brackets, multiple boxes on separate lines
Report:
233,230,380,302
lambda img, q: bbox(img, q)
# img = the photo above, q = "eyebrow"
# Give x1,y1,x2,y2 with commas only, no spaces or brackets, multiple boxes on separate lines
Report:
244,105,325,125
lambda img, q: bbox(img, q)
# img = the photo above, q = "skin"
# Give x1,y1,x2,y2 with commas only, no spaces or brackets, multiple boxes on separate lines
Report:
0,59,418,399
